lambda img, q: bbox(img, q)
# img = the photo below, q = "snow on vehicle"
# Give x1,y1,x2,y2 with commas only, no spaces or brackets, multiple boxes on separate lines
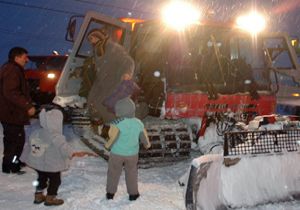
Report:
53,1,300,168
25,55,67,106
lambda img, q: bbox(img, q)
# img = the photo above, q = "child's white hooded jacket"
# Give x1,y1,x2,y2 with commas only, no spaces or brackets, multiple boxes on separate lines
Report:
21,109,73,172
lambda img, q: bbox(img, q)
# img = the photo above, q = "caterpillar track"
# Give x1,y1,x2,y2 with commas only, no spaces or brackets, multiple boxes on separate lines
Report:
70,109,192,168
139,118,192,168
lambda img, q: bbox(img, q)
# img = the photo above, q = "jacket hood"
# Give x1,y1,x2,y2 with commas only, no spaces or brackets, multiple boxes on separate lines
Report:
115,97,135,118
39,109,63,134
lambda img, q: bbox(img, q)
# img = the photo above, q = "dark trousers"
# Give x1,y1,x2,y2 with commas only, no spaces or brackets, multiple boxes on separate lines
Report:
36,170,61,196
1,122,25,173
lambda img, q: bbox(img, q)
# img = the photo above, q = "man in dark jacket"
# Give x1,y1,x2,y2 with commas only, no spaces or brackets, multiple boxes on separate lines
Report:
0,47,36,174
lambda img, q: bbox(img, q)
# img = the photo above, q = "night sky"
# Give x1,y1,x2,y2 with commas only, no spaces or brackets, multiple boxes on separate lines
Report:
0,0,299,62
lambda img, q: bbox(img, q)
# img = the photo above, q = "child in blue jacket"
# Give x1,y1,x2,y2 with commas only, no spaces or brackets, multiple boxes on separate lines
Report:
102,97,151,201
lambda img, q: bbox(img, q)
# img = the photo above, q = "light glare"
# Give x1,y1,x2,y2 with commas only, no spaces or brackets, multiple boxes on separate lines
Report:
32,180,39,187
292,93,300,97
236,11,266,34
162,1,200,30
47,73,56,79
154,71,160,77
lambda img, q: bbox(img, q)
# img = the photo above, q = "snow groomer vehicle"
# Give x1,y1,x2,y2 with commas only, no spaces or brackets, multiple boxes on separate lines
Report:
53,0,300,170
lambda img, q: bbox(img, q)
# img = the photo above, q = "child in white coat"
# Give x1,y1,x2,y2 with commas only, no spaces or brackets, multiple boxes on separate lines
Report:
21,109,82,206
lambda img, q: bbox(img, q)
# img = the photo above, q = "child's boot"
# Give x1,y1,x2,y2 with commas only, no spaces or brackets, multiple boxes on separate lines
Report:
33,192,46,204
44,195,64,206
129,193,140,201
106,192,114,200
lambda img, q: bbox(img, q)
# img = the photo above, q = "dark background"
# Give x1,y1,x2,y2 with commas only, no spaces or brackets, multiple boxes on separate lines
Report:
0,0,299,62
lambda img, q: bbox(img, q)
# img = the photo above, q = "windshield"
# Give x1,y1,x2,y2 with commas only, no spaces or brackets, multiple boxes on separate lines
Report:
133,23,270,95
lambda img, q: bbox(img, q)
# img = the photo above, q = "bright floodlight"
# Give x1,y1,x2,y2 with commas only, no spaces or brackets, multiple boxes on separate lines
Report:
162,1,201,30
236,11,266,34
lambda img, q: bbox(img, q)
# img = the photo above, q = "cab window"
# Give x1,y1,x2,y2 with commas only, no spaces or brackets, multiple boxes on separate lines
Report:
76,19,125,58
264,37,295,69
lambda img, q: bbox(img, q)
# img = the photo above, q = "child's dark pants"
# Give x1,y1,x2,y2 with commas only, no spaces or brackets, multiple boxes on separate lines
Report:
36,170,61,196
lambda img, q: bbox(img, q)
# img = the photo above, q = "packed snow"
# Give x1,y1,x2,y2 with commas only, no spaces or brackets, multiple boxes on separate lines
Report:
0,119,300,210
0,120,189,210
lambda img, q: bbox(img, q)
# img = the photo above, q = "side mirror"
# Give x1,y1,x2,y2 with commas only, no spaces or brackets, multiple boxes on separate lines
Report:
65,15,84,42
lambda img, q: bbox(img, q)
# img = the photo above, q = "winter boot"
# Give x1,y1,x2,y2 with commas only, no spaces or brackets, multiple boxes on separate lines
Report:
33,192,46,204
2,164,10,174
44,195,64,206
106,193,114,200
10,163,25,175
2,163,25,175
129,193,140,201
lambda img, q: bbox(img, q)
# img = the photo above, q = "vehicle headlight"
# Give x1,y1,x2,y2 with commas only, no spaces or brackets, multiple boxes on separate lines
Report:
47,73,56,79
162,1,201,31
236,11,266,34
292,93,300,97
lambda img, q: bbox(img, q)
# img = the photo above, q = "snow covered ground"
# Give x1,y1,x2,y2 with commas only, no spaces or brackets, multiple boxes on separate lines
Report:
0,120,300,210
0,120,190,210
